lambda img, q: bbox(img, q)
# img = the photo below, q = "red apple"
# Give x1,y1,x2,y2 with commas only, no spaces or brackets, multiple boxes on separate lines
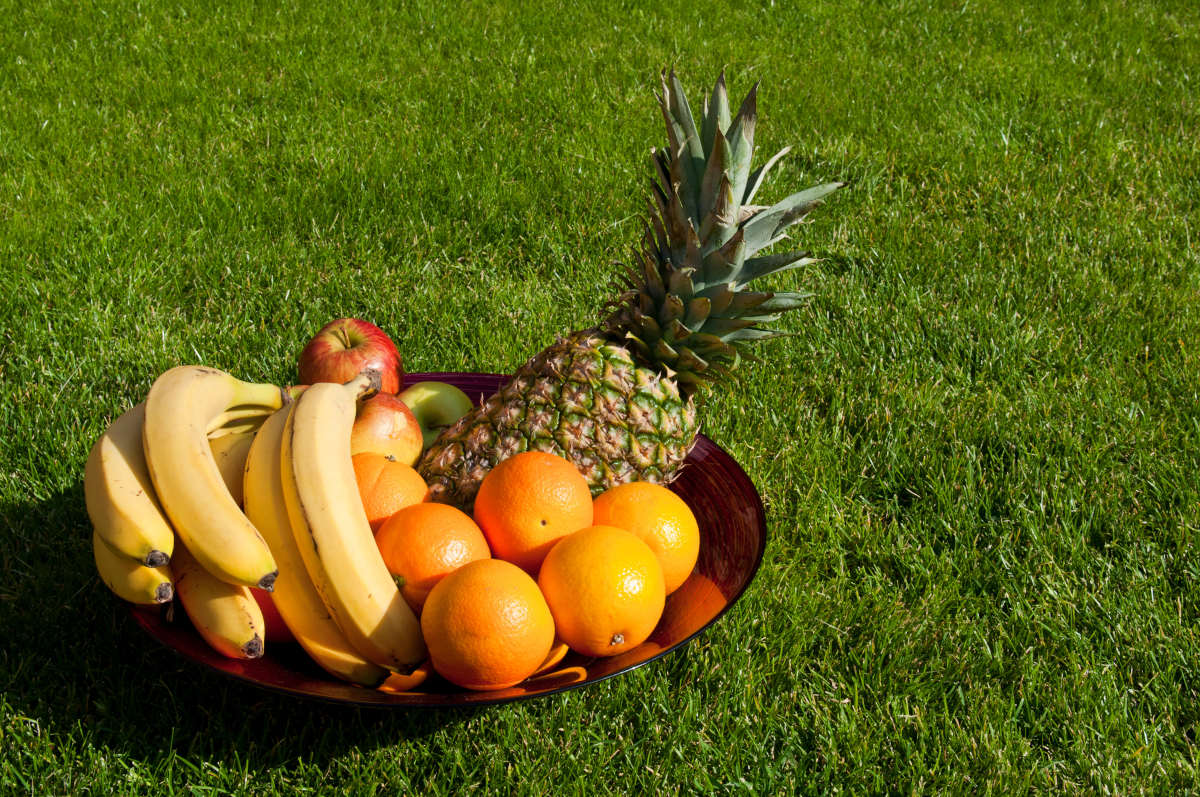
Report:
297,318,404,394
350,392,424,465
252,588,295,644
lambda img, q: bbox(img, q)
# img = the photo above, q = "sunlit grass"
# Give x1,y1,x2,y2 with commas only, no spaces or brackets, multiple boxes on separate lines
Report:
2,0,1198,792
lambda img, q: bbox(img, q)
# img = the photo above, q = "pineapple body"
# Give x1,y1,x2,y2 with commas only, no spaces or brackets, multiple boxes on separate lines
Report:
420,330,698,509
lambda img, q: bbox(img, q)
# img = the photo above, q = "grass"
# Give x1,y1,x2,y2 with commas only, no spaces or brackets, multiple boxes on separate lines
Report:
2,0,1199,792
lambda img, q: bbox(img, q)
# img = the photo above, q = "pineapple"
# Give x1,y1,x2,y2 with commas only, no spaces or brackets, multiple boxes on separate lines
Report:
419,71,844,509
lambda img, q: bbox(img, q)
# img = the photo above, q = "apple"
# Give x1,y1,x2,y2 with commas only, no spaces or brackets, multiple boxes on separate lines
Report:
350,392,424,465
398,381,475,449
252,588,295,644
297,318,404,394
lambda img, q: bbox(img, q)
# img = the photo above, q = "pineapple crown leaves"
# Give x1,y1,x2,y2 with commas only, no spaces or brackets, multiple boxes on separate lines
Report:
604,69,845,393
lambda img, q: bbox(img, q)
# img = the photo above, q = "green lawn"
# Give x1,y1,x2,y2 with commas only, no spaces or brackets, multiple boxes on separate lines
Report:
3,0,1199,792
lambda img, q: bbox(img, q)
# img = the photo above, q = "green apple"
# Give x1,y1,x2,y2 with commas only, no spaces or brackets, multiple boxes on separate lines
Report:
397,381,475,449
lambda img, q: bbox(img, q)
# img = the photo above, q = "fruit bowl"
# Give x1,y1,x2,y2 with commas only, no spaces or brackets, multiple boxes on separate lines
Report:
130,372,768,707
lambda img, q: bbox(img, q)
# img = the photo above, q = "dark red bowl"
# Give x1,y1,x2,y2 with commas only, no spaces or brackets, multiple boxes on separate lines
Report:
131,372,767,707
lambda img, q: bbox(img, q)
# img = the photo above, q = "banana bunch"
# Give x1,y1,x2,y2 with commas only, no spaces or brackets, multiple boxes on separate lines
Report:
87,364,427,685
87,366,284,657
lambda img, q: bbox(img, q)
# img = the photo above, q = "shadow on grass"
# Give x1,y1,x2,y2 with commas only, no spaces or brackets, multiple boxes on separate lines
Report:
0,483,476,770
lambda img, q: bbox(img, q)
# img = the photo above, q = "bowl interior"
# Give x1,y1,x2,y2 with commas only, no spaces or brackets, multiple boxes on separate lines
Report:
130,372,767,707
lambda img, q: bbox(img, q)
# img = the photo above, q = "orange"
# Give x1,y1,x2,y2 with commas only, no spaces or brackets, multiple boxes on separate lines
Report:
375,502,491,613
420,559,555,691
592,481,700,594
352,453,430,531
473,451,593,574
537,525,665,658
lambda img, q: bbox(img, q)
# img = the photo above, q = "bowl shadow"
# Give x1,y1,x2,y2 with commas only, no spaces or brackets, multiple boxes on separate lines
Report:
0,485,469,772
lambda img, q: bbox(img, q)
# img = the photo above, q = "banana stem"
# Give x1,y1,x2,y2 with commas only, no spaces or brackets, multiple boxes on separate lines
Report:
207,416,268,440
206,406,274,435
344,369,382,400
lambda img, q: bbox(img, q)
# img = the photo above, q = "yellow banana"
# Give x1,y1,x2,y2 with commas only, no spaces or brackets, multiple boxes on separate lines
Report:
93,530,173,604
206,405,274,436
84,403,175,567
206,405,269,442
171,541,265,659
142,365,283,589
243,405,389,687
209,427,258,508
281,373,426,672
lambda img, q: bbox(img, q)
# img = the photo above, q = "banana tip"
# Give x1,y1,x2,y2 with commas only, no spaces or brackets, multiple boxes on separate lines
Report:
244,636,264,659
145,550,170,568
257,571,278,592
154,583,174,603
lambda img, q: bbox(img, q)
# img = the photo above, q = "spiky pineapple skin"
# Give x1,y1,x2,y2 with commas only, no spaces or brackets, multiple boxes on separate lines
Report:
419,330,699,509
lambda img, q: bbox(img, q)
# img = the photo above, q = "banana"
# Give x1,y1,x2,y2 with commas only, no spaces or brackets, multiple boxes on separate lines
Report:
84,403,175,567
209,427,258,508
206,404,275,436
171,541,265,659
142,365,284,589
93,530,173,604
280,372,427,672
243,405,389,687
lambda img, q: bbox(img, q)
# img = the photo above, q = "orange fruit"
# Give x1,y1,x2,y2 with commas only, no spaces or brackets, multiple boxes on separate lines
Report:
420,559,555,691
375,502,491,613
537,525,665,658
473,451,593,574
351,452,430,531
592,481,700,594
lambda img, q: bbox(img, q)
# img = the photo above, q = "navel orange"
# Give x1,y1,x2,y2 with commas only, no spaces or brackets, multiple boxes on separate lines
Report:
375,502,491,613
592,481,699,594
420,559,555,691
351,452,430,531
537,524,665,658
473,451,592,574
